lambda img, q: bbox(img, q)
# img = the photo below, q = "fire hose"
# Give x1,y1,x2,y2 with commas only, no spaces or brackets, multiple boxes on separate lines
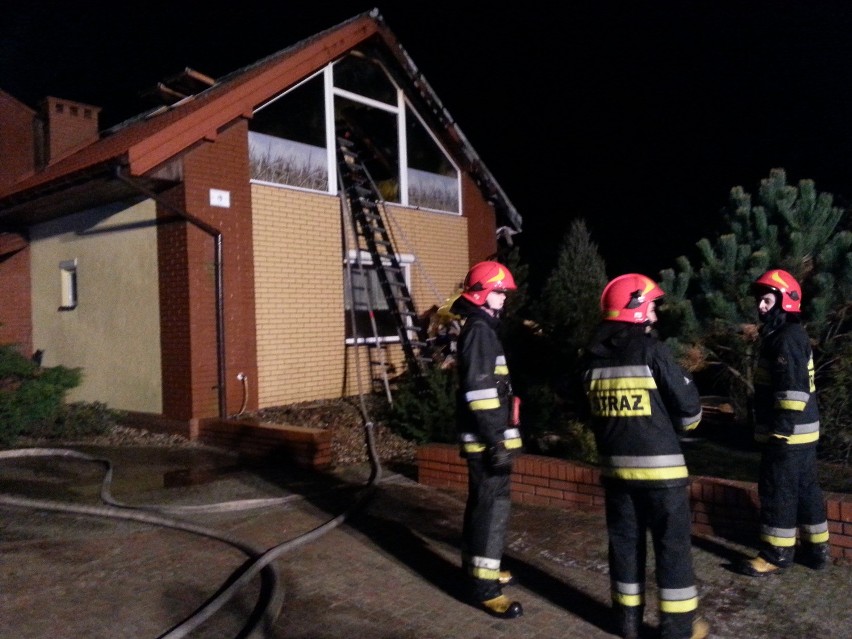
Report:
0,416,383,638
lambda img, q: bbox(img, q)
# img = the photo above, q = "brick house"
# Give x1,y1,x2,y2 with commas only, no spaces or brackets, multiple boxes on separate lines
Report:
0,10,522,437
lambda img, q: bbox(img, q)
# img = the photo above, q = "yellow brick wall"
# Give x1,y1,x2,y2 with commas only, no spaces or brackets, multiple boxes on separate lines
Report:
253,185,469,406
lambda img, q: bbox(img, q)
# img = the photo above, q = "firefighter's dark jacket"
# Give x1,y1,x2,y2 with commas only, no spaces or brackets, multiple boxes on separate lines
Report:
580,322,702,489
452,296,522,457
753,312,820,447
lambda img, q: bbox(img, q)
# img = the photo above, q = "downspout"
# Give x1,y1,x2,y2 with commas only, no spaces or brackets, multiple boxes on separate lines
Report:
113,166,228,419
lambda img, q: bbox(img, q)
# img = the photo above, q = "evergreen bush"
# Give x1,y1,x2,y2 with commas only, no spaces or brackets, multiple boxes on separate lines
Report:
0,344,82,446
384,366,458,444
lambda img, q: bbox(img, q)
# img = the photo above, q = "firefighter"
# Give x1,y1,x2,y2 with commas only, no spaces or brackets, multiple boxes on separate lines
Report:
738,269,830,576
579,273,709,639
451,260,524,619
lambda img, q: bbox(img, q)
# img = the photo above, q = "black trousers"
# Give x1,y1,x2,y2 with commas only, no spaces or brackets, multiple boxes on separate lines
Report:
605,485,697,639
462,456,512,600
758,443,828,566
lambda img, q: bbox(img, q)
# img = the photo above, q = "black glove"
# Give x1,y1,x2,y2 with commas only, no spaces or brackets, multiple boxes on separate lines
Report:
487,441,513,474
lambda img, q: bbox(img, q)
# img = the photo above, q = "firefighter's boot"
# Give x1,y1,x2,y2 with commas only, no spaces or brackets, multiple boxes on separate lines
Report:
738,555,786,577
798,542,830,570
689,618,710,639
478,594,523,619
613,604,644,639
661,611,704,639
738,544,793,577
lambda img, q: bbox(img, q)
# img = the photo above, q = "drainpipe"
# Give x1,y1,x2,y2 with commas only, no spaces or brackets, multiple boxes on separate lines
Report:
114,166,228,419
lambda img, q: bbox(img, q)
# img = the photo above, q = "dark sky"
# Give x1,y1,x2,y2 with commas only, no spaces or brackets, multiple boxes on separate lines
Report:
3,1,852,284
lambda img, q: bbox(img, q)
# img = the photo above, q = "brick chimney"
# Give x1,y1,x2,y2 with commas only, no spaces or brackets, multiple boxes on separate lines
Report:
39,96,101,164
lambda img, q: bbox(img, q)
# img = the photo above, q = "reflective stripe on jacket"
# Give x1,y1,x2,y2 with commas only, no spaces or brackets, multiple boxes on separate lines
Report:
453,302,521,457
581,322,702,488
753,320,820,447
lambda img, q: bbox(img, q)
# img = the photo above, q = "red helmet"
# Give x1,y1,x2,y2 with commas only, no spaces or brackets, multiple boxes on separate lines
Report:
752,269,802,313
461,261,517,306
600,273,664,323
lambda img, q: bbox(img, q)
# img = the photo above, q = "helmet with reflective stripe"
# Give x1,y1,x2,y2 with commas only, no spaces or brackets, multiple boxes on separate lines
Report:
600,273,664,323
461,261,517,306
752,269,802,313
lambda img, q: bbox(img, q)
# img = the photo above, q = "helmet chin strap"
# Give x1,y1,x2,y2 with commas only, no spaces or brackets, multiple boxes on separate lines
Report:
483,300,500,317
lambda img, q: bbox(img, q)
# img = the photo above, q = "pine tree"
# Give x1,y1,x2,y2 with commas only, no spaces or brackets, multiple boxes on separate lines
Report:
534,218,608,362
659,168,852,461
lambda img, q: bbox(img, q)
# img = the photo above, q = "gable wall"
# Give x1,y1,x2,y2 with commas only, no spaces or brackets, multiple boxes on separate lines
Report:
251,186,470,406
460,171,499,263
0,92,37,189
252,186,346,405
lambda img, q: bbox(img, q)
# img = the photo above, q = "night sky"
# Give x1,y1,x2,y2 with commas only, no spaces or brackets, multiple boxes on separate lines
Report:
3,1,852,287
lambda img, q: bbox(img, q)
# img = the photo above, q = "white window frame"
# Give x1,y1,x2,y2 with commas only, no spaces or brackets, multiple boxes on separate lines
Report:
59,258,78,310
344,250,415,345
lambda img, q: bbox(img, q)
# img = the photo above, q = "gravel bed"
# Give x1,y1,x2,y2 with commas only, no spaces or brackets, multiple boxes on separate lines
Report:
249,397,418,466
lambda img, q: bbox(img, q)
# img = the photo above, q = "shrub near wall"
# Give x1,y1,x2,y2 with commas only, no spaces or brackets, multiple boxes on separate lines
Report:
416,443,852,563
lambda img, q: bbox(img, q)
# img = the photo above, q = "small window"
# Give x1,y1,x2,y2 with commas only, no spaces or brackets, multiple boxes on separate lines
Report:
59,259,77,310
344,252,413,343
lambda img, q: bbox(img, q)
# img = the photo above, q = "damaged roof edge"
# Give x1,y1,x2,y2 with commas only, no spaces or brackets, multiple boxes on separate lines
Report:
370,9,522,234
1,8,522,235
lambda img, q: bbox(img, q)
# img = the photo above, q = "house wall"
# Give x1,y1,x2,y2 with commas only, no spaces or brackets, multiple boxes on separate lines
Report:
460,172,498,262
0,90,37,189
251,186,469,406
252,186,346,405
29,199,163,412
0,236,32,355
158,120,259,420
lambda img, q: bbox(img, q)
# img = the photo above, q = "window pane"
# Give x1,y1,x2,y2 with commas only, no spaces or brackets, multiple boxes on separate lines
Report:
248,76,328,190
59,259,77,309
344,263,405,341
406,106,459,212
335,96,400,202
333,53,396,105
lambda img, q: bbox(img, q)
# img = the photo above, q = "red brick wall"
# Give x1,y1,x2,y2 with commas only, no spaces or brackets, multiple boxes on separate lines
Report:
158,120,258,420
0,238,32,354
40,96,100,163
417,443,852,563
0,91,37,188
461,172,498,262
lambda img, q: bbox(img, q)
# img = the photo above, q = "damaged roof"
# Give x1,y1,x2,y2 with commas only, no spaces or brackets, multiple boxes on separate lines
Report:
0,8,522,234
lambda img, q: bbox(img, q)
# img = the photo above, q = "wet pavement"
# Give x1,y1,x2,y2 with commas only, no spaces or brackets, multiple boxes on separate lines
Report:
0,444,849,639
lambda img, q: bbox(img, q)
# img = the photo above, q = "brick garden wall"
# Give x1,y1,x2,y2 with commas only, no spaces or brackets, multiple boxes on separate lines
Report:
416,443,852,562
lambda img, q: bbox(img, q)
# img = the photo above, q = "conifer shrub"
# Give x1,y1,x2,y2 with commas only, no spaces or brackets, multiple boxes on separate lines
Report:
818,336,852,465
384,366,458,444
0,344,82,446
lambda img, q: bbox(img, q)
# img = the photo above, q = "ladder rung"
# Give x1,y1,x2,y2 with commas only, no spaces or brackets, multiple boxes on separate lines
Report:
350,185,372,198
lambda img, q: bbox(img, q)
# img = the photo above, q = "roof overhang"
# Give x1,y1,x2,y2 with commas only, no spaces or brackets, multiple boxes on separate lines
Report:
0,162,175,229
